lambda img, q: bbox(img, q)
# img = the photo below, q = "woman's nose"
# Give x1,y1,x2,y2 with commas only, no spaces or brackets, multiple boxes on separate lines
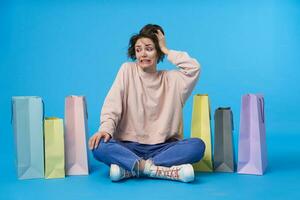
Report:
141,49,147,56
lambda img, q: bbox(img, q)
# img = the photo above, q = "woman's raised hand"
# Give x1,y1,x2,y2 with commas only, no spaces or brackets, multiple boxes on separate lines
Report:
155,29,169,55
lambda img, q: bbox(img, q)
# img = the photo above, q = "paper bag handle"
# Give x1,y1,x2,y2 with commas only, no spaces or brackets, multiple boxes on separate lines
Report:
230,110,234,131
83,96,88,119
258,97,265,123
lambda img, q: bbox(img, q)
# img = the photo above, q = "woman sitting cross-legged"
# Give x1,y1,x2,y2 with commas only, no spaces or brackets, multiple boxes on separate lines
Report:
89,24,205,183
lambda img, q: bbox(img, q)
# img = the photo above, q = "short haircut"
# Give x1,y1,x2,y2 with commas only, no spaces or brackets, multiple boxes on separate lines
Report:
127,24,165,63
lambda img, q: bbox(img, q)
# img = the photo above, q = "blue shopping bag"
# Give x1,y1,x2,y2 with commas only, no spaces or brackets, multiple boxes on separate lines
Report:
12,96,45,179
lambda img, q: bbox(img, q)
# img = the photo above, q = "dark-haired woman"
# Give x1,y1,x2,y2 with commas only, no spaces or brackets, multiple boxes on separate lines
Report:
89,24,205,183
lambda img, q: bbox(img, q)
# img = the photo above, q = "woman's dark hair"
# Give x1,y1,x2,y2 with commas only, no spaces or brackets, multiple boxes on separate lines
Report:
127,24,165,63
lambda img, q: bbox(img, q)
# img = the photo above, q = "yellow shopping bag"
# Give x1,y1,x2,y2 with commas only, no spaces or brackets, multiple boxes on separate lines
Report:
44,117,65,179
191,94,213,172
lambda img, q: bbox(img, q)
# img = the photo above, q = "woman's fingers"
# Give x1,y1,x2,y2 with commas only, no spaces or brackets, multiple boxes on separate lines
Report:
156,29,163,37
104,133,110,142
89,132,101,150
154,30,169,55
94,135,101,149
155,32,162,40
88,131,111,150
89,135,96,150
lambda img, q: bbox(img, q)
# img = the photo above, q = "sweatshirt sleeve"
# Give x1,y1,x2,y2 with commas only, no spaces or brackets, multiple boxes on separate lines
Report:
167,50,201,104
98,63,126,137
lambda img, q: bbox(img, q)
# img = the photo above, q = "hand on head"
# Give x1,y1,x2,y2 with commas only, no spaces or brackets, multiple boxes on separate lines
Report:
155,29,169,55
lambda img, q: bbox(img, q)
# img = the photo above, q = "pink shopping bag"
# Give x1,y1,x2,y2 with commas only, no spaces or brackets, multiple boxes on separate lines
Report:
64,96,89,175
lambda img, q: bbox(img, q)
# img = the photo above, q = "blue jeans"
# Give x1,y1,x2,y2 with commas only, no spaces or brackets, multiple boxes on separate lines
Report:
92,138,205,172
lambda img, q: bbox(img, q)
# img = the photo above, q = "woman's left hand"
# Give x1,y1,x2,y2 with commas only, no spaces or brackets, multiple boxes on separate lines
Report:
155,30,169,55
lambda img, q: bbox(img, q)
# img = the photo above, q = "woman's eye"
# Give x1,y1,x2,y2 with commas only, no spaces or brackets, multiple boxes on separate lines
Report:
135,48,141,53
146,47,153,51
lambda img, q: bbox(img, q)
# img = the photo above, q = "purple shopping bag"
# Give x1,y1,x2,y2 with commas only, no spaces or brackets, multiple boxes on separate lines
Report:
237,94,267,175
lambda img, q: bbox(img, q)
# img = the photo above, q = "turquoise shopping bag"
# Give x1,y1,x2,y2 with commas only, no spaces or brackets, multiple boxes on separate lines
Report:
12,96,45,179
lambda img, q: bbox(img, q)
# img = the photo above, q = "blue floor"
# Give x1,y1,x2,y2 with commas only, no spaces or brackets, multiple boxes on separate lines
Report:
1,133,299,200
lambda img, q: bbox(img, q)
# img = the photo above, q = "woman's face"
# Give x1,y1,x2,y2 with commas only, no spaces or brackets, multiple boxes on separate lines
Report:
135,37,158,71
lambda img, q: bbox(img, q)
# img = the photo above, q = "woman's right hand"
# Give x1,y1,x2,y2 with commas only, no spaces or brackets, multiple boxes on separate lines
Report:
88,131,111,150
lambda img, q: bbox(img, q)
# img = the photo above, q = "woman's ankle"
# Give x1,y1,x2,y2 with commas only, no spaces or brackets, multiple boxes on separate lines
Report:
133,159,146,174
138,159,146,171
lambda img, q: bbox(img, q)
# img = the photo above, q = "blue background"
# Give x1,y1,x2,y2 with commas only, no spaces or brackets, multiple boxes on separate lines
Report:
1,0,299,199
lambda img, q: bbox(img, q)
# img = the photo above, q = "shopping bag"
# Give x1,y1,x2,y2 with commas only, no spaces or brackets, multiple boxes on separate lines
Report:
214,107,235,172
237,94,267,175
64,95,89,175
11,96,44,179
44,117,65,179
191,94,213,172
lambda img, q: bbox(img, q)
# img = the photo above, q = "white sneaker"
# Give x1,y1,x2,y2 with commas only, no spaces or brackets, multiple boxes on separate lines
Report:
143,160,195,183
109,164,136,182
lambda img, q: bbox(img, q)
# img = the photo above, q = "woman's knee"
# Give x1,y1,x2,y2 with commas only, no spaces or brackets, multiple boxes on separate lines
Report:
91,139,113,160
188,138,206,162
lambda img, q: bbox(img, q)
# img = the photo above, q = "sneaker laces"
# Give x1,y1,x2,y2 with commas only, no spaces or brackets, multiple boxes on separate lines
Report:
155,166,181,179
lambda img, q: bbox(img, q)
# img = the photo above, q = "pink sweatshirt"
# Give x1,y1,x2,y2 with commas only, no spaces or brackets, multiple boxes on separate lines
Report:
99,50,200,144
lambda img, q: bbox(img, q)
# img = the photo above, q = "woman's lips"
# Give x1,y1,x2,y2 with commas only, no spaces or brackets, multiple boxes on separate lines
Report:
141,59,151,64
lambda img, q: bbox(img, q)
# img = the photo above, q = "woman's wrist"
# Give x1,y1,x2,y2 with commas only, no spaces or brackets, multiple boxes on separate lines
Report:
161,47,170,55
